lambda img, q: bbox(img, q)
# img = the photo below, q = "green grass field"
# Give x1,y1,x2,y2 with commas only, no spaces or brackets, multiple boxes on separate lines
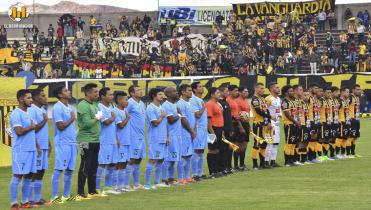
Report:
1,119,371,210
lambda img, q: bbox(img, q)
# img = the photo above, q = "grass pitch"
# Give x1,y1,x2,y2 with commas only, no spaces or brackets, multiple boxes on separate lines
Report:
1,119,371,210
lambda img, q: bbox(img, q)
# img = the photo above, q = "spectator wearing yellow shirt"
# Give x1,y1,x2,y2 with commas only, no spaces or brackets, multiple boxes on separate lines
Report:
358,43,367,71
89,15,97,35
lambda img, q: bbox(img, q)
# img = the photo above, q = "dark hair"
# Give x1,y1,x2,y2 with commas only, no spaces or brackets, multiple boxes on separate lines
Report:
255,83,264,88
191,81,201,93
238,86,248,92
16,89,31,101
208,87,218,98
324,86,332,92
292,85,302,90
128,84,140,96
178,84,191,95
31,89,44,99
84,83,98,94
53,86,65,99
340,87,349,92
99,87,111,98
331,86,339,92
281,85,292,96
114,91,127,104
353,84,360,90
309,83,319,88
228,85,238,91
218,85,228,92
148,88,162,100
268,82,277,90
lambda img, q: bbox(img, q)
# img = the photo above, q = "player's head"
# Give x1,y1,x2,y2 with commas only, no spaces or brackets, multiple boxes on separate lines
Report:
191,81,203,95
268,82,280,95
228,85,239,98
293,85,303,98
99,87,113,103
254,83,265,96
317,87,324,98
114,91,128,108
83,83,99,101
53,86,70,101
340,87,350,98
282,85,294,98
178,84,192,99
218,86,229,99
32,89,47,105
238,86,248,99
331,86,340,98
128,84,142,99
208,87,221,100
309,83,319,95
17,89,33,107
149,88,164,102
352,84,361,97
303,89,310,101
164,87,179,101
324,87,332,99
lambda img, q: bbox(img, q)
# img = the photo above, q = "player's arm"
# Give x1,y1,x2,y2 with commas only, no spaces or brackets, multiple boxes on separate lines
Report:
251,97,270,118
194,101,206,118
102,111,116,126
77,103,98,129
117,111,130,128
167,107,180,124
150,109,166,127
35,112,48,132
13,123,36,136
282,100,299,126
207,117,215,134
56,111,76,131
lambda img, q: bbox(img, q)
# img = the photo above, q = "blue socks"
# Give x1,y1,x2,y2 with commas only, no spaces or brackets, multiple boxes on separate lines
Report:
124,165,131,187
33,180,43,202
21,178,32,204
51,170,62,198
105,167,113,189
168,161,175,179
111,169,118,189
191,153,199,177
184,157,191,179
145,163,154,186
132,164,140,187
177,158,184,181
10,176,21,205
63,170,73,198
197,153,204,176
96,166,104,190
161,161,169,181
117,169,125,189
154,162,163,184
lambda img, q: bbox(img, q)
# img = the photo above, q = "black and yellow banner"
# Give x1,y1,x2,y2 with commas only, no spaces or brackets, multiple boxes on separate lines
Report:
233,0,335,18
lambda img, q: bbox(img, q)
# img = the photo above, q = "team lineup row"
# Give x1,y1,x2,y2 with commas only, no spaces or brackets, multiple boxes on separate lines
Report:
8,81,362,210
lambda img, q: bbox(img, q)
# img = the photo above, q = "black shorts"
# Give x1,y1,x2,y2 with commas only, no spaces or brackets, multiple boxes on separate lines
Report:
239,122,250,143
331,124,340,141
208,127,223,150
301,126,311,142
310,122,320,141
252,123,266,148
350,119,360,138
319,124,332,141
340,122,351,139
284,124,298,144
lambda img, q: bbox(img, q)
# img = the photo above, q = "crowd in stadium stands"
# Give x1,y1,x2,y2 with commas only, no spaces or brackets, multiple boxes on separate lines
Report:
0,8,370,78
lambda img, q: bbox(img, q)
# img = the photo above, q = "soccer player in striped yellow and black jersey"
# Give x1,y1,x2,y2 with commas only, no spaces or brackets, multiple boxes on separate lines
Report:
298,89,311,163
330,87,341,159
349,85,361,157
318,87,333,161
338,87,351,158
292,85,304,165
307,84,321,163
281,85,301,166
251,83,271,170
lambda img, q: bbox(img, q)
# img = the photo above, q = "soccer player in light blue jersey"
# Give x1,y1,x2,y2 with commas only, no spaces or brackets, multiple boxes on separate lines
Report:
96,87,120,196
28,89,51,206
9,89,38,210
176,84,196,184
144,88,169,190
51,86,78,204
161,87,183,185
127,85,146,190
190,82,208,181
114,91,132,192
